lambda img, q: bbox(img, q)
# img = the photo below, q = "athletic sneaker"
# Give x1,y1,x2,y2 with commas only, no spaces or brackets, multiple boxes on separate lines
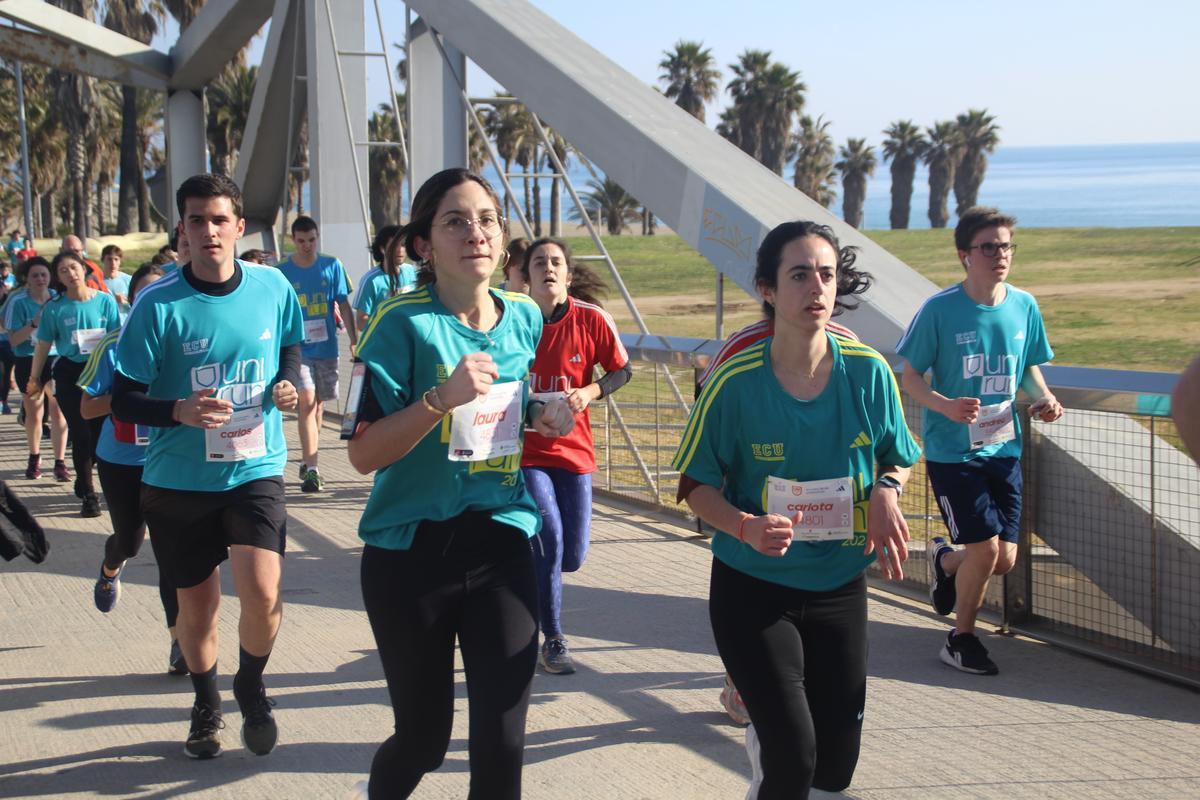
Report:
940,630,999,675
720,674,750,726
300,467,324,493
298,463,307,481
2,402,11,414
238,685,279,755
540,636,576,674
80,493,102,518
744,723,764,800
184,702,225,759
25,454,40,480
927,536,957,616
346,780,370,800
168,640,189,676
53,460,70,482
93,565,122,613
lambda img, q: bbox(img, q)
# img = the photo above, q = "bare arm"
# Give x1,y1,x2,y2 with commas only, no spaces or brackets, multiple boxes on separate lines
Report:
338,298,358,347
683,483,797,558
26,340,51,394
866,464,913,580
900,359,980,424
347,400,443,474
80,392,112,420
1172,355,1200,464
1021,364,1064,422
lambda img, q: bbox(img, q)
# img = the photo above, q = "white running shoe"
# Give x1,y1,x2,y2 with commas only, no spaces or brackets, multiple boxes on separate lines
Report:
345,779,369,799
744,723,763,800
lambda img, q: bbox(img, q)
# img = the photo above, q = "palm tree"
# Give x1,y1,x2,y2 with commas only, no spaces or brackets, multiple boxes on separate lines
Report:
658,40,720,123
104,0,161,233
49,0,97,237
923,121,961,228
485,94,522,219
715,106,739,146
881,120,928,230
541,124,570,236
726,50,804,174
953,108,1000,214
90,86,123,231
163,0,202,29
792,114,837,208
206,64,257,176
368,99,405,231
572,178,640,235
835,138,876,229
133,86,162,230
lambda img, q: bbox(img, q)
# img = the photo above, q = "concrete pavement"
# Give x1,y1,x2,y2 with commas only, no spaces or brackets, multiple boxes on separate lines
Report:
1,414,1198,799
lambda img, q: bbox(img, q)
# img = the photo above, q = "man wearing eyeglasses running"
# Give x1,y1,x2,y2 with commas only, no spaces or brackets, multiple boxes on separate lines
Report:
896,206,1063,675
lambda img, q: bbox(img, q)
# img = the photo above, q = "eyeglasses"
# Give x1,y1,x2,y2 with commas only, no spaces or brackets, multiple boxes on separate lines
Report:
969,242,1017,257
436,214,504,240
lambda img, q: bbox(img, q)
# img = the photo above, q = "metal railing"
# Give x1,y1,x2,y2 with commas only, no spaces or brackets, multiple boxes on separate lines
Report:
594,334,1199,686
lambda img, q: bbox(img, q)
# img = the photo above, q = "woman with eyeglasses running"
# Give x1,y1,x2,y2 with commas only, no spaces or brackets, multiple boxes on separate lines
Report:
673,221,920,798
347,168,574,800
519,237,631,675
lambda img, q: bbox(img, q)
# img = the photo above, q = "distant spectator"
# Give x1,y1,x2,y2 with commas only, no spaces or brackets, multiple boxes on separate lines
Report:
6,231,21,263
17,238,36,264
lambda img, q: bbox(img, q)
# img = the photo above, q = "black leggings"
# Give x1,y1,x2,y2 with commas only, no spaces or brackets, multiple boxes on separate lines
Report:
0,341,13,406
360,513,538,800
96,458,178,628
709,559,868,798
52,358,103,494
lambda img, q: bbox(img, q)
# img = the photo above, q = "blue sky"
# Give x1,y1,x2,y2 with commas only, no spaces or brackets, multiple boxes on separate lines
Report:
162,0,1199,149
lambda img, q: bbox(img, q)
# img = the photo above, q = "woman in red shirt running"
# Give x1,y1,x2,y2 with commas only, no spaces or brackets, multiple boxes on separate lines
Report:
520,238,631,674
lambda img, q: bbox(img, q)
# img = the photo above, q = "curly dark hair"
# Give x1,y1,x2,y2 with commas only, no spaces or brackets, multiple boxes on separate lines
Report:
754,221,870,318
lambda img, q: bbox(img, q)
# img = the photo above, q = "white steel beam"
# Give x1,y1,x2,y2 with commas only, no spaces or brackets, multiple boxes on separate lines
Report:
169,0,275,89
165,90,207,231
0,0,169,90
408,17,467,191
405,0,937,350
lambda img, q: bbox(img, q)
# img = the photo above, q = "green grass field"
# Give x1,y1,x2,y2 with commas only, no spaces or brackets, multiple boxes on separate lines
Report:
562,227,1200,373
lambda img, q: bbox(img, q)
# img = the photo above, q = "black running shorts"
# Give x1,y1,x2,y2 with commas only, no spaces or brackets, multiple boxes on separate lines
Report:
142,476,287,589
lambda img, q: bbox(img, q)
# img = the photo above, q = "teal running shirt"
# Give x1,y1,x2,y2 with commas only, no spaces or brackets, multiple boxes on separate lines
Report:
355,286,544,550
672,334,921,592
36,291,120,363
352,264,419,318
115,262,305,491
896,283,1053,463
3,289,57,357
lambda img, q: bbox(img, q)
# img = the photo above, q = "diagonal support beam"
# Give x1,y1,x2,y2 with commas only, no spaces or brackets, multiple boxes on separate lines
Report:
168,0,275,89
406,0,938,349
0,0,169,90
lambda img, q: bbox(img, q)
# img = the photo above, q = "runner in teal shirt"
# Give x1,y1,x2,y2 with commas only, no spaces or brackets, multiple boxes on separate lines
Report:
673,221,918,798
346,168,574,799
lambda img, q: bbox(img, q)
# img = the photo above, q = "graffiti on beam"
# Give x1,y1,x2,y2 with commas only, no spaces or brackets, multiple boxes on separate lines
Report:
702,207,752,262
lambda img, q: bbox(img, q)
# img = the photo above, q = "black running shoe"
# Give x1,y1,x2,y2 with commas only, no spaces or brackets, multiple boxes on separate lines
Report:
539,636,576,675
940,631,999,675
927,536,957,616
80,493,102,518
300,467,323,493
184,702,224,759
238,686,278,756
168,640,189,676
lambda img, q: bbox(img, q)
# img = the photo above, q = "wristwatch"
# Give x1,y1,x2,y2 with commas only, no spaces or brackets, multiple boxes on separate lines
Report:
873,475,903,497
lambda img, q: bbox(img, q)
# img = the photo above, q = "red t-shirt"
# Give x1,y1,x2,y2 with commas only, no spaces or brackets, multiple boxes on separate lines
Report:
696,317,859,388
522,297,629,473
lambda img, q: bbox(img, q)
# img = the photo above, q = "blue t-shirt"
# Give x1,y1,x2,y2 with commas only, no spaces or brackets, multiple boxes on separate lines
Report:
672,334,922,592
3,289,57,357
115,262,305,491
78,330,146,467
356,286,544,550
106,272,132,303
276,254,350,360
36,291,120,363
2,274,15,289
896,283,1053,463
352,264,419,318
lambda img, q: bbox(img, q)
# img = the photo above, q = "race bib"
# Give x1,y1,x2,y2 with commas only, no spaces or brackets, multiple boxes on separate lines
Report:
205,407,266,462
969,399,1016,448
339,361,367,440
73,327,105,354
449,380,523,462
303,318,329,344
766,476,854,541
135,424,151,446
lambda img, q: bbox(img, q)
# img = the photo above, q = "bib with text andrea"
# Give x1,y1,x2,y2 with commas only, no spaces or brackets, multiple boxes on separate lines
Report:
765,476,854,541
969,399,1016,448
448,380,523,462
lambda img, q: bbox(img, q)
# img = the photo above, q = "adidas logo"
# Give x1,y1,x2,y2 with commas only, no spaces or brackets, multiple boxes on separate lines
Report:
849,431,871,448
569,353,583,363
259,328,272,341
1013,330,1026,341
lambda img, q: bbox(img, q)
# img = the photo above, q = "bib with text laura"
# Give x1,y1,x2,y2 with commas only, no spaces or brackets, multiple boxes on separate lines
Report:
449,380,523,462
766,476,854,541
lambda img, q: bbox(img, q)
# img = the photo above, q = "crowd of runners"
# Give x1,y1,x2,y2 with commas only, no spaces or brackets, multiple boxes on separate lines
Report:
1,167,1074,799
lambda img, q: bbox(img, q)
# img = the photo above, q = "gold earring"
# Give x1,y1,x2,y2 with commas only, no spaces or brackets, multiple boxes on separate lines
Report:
497,249,510,270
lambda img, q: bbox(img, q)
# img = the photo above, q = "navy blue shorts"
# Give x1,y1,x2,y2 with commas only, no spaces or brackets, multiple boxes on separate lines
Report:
925,456,1022,545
